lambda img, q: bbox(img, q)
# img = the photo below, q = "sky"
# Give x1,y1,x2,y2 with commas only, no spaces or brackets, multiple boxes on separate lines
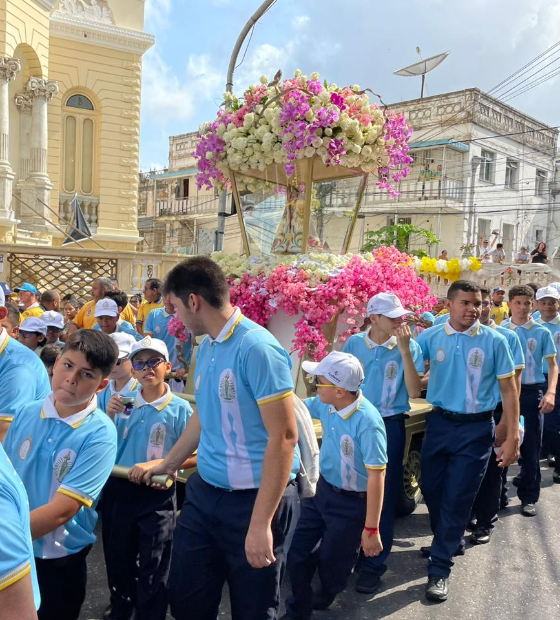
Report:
139,0,560,171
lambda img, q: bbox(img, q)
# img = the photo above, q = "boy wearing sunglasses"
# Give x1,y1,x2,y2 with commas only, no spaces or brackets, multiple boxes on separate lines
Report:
18,316,47,354
98,333,139,419
283,351,387,620
101,336,193,620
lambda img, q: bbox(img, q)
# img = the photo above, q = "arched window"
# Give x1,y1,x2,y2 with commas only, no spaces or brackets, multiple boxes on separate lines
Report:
62,93,97,195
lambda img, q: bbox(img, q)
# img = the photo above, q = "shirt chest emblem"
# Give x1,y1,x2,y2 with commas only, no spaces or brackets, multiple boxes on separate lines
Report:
527,338,537,354
467,348,484,369
19,435,32,461
385,361,398,380
195,374,201,391
554,332,560,346
149,423,165,448
436,348,446,362
341,435,354,457
87,308,92,316
54,449,77,483
219,370,237,402
155,325,161,334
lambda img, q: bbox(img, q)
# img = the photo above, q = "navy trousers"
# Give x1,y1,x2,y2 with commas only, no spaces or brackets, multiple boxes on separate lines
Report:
285,476,367,619
102,477,176,620
360,415,405,577
420,411,494,578
472,405,503,530
517,384,545,504
168,472,299,620
543,376,560,472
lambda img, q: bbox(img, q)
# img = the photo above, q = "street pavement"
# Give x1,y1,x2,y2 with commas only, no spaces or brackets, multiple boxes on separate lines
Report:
80,462,560,620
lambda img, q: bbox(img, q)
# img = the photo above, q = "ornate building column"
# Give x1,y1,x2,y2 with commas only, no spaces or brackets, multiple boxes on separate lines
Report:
14,93,33,184
0,56,20,223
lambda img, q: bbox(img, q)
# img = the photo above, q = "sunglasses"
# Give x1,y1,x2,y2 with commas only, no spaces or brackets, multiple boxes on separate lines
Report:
131,357,165,371
313,376,338,389
116,356,129,366
19,331,42,339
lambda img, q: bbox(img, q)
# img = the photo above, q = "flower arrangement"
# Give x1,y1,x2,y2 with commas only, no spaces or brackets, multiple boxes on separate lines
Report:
414,256,482,282
213,247,435,360
168,316,191,343
194,70,413,198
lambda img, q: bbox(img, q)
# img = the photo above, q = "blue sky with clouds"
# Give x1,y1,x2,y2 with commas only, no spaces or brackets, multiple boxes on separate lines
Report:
139,0,560,171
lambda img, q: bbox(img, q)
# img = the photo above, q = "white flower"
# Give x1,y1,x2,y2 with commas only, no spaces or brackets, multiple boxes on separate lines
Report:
243,113,255,129
324,128,333,136
259,75,268,84
310,72,320,80
294,69,302,77
304,109,314,121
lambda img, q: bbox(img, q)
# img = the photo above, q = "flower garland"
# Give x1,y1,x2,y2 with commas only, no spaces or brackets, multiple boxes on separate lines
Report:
414,256,482,283
194,70,413,197
213,247,435,360
168,316,191,343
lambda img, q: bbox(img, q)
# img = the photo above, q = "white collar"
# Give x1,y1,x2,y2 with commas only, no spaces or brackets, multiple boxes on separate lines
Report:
509,318,536,330
365,329,397,350
484,320,497,329
27,302,40,310
109,376,138,396
0,327,9,352
135,383,173,410
444,319,481,336
329,392,362,420
539,314,560,326
41,392,98,428
209,307,242,345
163,310,173,318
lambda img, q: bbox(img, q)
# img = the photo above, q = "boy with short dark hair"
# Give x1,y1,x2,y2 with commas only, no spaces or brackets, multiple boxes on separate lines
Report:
98,332,139,418
0,300,21,337
3,330,119,620
102,336,193,620
41,311,64,346
505,284,557,516
283,351,387,619
94,298,140,341
39,343,62,384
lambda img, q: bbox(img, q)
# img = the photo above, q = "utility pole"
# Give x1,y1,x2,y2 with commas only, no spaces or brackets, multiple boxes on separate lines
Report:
467,155,481,247
215,0,276,252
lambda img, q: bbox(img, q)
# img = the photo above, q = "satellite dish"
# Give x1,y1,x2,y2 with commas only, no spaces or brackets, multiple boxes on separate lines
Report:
394,51,450,98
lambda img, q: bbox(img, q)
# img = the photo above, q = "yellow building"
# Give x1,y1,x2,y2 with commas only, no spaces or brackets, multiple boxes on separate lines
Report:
0,0,153,250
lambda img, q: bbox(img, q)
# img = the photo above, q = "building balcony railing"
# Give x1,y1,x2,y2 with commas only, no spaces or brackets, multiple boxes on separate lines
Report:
155,196,219,219
365,176,465,204
59,194,99,232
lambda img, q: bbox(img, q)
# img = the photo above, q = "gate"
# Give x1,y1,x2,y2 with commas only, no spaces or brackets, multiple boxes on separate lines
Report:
7,252,117,302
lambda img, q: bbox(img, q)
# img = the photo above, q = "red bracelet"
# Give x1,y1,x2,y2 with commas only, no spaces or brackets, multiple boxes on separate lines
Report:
364,526,379,537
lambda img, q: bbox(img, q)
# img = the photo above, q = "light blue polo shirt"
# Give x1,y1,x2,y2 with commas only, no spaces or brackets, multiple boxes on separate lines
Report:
433,313,449,326
343,330,424,417
502,318,556,384
194,308,300,490
305,395,387,492
144,308,194,371
3,394,117,559
0,444,40,609
98,376,140,414
416,321,515,413
114,385,192,466
0,328,50,423
94,319,142,341
484,321,525,402
536,314,560,374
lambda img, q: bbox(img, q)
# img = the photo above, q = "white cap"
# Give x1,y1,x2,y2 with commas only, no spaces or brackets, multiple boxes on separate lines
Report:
536,286,560,301
367,293,412,319
41,311,64,330
20,316,47,335
129,336,169,362
109,332,137,359
95,298,119,318
548,282,560,294
302,351,364,391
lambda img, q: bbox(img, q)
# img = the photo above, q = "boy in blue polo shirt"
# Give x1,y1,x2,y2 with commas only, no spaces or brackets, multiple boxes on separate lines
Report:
282,351,387,620
101,336,192,620
3,329,119,620
535,286,560,485
94,298,141,341
0,442,40,617
343,293,422,594
0,287,50,441
98,333,139,417
504,284,557,516
416,280,519,602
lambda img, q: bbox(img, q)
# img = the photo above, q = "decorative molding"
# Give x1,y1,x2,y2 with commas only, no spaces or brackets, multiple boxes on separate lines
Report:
26,78,59,101
50,13,155,55
14,93,34,114
0,57,21,83
33,0,56,10
52,0,114,25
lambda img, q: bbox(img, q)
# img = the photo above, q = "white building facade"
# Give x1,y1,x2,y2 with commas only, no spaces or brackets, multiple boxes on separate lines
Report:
361,88,558,259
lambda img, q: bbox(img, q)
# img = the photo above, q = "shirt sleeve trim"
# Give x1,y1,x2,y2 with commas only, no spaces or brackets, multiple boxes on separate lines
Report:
257,391,293,406
0,562,31,592
57,486,94,508
0,415,13,422
514,364,526,370
365,464,387,471
497,371,516,379
544,353,556,359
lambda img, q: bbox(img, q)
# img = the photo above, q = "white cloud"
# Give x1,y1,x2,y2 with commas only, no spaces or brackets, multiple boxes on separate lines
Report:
145,0,173,29
187,54,223,95
292,15,309,28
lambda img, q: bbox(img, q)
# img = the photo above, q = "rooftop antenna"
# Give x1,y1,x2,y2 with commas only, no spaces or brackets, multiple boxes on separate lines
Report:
394,49,450,98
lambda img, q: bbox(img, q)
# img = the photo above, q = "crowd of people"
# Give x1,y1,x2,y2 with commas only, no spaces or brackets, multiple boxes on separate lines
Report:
0,257,559,620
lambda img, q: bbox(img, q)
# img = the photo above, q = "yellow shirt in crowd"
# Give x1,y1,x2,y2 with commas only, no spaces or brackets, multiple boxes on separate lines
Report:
20,303,44,322
136,299,164,326
490,302,509,325
73,299,137,329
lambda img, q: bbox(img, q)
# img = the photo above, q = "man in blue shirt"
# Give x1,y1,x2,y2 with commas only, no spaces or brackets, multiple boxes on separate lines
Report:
416,280,519,602
343,293,422,595
535,285,560,485
283,351,387,619
505,284,557,517
143,256,300,620
3,330,118,620
0,287,50,441
0,443,40,619
470,286,525,544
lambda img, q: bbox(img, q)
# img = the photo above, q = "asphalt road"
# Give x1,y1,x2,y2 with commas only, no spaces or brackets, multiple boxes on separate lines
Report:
80,462,560,620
